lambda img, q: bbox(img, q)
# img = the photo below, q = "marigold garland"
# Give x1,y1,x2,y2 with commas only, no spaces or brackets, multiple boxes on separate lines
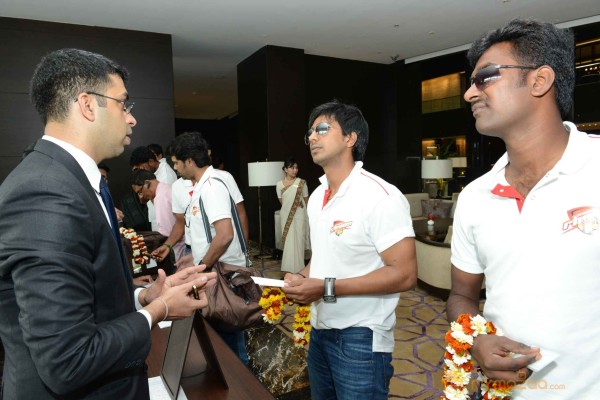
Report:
259,287,312,348
441,314,513,400
119,227,150,273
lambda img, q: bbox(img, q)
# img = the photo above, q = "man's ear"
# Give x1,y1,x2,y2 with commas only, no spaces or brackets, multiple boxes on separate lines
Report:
346,132,358,148
75,92,97,122
531,65,555,98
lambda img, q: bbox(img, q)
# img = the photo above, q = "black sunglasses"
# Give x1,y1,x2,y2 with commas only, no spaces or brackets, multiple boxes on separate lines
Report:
469,64,538,91
305,122,332,145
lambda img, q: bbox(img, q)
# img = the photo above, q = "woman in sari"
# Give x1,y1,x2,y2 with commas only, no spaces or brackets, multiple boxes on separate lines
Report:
276,157,309,273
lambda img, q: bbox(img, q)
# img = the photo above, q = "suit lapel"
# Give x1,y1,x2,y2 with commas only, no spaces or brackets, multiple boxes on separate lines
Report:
33,139,135,302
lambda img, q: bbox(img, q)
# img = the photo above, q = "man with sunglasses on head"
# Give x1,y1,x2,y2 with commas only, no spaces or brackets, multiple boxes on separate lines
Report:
168,132,250,365
283,100,417,399
154,135,249,267
447,19,600,399
0,48,216,400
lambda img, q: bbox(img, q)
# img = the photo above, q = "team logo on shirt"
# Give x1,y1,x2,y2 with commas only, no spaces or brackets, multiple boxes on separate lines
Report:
330,220,352,236
562,206,600,235
192,205,200,216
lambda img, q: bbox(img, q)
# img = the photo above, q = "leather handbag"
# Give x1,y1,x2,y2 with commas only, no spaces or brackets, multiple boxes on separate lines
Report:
203,262,264,332
198,177,264,332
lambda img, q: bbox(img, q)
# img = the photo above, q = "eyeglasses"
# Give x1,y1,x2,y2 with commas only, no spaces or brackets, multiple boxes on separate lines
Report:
469,65,538,91
86,91,135,114
305,122,333,145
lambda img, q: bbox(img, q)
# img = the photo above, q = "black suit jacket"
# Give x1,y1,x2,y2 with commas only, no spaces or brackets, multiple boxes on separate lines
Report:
0,139,151,399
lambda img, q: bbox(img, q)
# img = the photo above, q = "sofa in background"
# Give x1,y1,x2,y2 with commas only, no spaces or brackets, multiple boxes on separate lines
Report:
411,215,485,295
403,192,458,221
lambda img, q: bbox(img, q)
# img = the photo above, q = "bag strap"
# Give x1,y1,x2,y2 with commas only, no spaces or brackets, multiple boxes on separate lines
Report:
198,177,250,263
281,179,305,247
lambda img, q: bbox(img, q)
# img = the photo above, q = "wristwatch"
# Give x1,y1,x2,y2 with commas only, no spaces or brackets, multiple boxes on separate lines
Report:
323,277,336,303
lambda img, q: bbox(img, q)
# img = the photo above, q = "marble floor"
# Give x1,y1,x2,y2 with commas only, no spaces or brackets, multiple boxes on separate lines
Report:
255,254,450,400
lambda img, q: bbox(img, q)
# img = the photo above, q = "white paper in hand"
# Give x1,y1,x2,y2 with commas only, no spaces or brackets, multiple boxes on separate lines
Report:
251,276,286,287
512,348,559,373
527,349,559,372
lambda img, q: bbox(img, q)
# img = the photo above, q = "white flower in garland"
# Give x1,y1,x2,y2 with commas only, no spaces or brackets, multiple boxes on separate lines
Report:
470,314,489,335
441,314,513,400
119,227,150,273
443,385,470,400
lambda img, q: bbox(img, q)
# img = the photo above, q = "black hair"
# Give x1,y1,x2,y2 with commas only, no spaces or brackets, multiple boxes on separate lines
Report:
283,156,297,170
147,144,163,157
30,48,129,125
308,100,369,161
131,169,157,186
211,151,224,169
467,18,574,120
97,162,111,173
130,146,157,166
168,131,211,168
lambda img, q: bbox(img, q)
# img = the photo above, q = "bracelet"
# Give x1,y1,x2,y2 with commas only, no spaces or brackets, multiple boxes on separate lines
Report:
296,272,306,278
163,243,173,251
442,314,511,400
157,298,169,322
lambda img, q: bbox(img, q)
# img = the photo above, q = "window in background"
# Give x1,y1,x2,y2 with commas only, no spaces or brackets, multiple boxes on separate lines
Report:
421,73,464,114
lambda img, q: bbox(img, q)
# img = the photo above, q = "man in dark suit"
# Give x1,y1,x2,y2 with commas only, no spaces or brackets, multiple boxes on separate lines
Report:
0,48,216,399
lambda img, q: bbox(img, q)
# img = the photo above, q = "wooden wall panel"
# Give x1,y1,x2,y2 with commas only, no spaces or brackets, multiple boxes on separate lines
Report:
0,17,175,205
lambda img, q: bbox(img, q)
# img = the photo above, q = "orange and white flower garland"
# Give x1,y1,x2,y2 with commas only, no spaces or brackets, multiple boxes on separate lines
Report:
259,287,312,348
119,227,150,272
442,314,513,400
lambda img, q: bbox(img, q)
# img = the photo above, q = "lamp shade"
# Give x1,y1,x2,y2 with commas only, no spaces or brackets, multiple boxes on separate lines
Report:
248,161,284,187
421,159,453,179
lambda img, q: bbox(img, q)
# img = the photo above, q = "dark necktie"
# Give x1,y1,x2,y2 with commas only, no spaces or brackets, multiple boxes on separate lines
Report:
99,177,135,297
99,178,123,247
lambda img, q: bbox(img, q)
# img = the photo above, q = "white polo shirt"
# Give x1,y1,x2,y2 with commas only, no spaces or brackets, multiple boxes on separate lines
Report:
147,161,177,231
188,166,246,266
308,162,414,353
211,169,244,204
155,159,177,184
172,178,194,245
451,122,600,399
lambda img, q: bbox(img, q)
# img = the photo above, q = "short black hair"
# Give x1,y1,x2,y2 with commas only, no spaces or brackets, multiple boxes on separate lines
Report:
308,100,369,161
468,18,574,120
131,169,157,186
30,48,129,125
168,132,211,168
130,146,157,166
97,162,111,173
147,144,163,157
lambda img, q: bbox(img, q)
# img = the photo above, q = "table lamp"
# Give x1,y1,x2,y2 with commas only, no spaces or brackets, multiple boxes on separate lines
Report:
248,161,284,265
421,159,453,198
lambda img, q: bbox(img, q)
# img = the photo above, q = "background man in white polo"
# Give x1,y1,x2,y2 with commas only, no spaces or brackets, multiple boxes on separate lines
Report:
167,131,249,365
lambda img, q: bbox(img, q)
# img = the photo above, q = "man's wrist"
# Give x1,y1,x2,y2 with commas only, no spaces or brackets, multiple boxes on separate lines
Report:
138,288,149,307
163,243,173,251
323,277,336,303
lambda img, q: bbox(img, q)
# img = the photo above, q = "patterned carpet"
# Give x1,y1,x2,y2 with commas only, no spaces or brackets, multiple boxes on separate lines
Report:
254,250,450,399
